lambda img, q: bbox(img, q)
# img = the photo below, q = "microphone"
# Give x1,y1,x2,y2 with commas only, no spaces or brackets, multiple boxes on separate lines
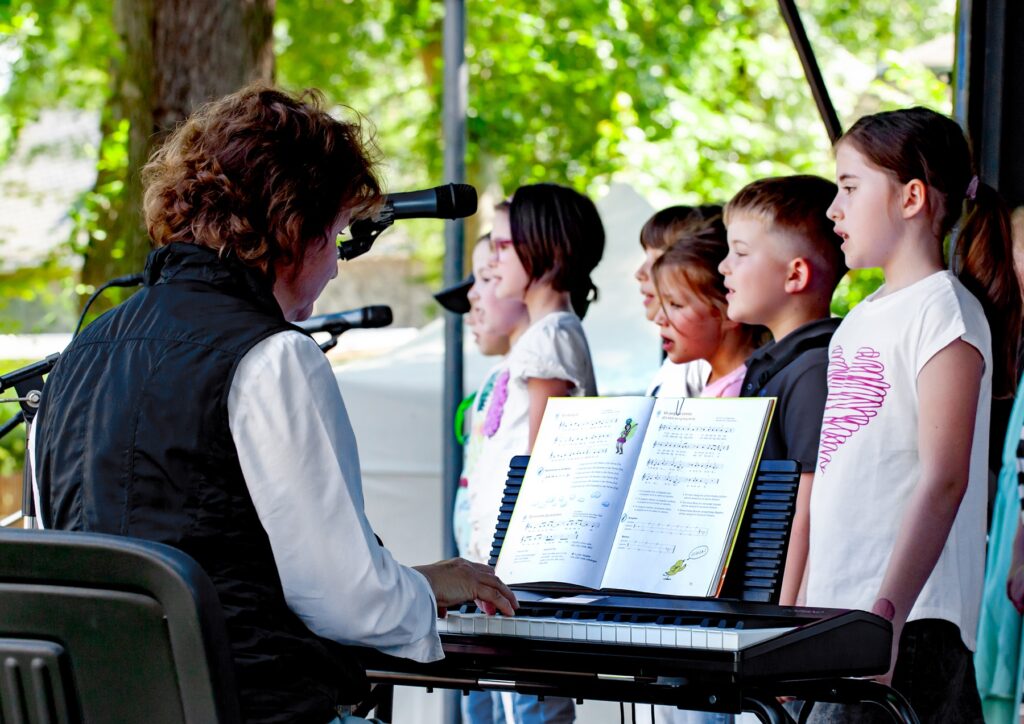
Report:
295,305,393,335
340,184,478,262
383,183,478,221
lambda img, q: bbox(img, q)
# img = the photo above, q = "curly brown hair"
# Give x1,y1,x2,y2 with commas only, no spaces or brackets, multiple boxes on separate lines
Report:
142,83,382,279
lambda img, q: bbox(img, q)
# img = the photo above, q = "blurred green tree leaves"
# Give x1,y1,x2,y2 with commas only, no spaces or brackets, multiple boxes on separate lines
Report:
2,0,955,309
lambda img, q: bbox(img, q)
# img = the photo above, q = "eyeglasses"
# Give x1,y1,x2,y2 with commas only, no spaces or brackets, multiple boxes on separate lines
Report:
489,237,516,255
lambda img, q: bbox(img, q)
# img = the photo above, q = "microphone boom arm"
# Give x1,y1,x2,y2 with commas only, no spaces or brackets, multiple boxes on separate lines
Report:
338,217,393,261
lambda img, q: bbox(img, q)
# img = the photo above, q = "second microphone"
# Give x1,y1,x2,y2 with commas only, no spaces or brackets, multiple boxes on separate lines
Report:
295,305,393,336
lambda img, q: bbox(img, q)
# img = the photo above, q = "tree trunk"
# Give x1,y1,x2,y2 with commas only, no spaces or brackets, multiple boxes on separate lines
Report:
79,0,275,306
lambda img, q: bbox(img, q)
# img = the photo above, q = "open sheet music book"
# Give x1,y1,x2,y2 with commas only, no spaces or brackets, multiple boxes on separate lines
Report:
494,395,775,597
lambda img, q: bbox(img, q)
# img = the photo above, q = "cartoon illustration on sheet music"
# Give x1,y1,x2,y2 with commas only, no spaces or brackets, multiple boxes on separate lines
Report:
615,418,638,454
663,544,709,579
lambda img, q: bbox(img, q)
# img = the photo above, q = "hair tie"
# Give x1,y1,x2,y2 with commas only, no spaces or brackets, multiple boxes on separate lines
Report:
965,175,979,202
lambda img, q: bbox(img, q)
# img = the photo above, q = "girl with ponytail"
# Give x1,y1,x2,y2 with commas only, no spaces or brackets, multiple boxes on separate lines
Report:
463,184,603,724
489,183,604,448
800,107,1019,722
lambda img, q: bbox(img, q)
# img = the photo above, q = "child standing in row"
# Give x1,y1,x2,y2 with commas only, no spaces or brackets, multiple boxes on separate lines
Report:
464,183,605,724
637,206,716,397
651,212,767,397
804,107,1020,722
647,209,767,724
441,235,529,560
718,175,845,606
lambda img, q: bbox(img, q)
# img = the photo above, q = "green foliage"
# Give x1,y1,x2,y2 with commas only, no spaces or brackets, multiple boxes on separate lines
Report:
0,359,31,477
275,0,953,303
0,0,113,163
0,0,958,473
3,0,956,318
0,261,77,333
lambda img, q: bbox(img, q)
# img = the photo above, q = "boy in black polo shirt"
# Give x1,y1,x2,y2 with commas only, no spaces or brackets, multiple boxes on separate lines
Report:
718,175,846,606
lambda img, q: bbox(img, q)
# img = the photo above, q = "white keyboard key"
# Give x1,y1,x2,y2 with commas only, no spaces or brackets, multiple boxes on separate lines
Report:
707,631,723,649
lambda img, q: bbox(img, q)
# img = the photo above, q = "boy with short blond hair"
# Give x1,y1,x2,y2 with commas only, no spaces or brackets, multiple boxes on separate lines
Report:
719,174,846,605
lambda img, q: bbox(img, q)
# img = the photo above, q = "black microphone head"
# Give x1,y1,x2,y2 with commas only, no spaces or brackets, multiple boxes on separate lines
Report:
435,183,478,219
363,305,393,328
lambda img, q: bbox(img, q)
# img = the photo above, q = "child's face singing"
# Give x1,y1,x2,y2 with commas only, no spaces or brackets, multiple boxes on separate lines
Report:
652,274,724,365
488,209,530,302
468,240,526,356
635,246,664,321
719,212,793,328
827,142,902,270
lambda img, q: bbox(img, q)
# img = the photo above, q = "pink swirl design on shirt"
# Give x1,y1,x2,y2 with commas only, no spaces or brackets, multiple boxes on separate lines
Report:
482,369,510,438
817,345,890,474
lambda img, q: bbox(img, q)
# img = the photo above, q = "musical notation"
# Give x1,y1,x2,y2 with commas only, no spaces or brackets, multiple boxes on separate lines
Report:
549,445,615,462
619,518,708,537
615,538,676,555
495,395,773,596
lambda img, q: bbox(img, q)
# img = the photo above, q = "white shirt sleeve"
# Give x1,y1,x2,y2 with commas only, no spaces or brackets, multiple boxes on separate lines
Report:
228,330,442,662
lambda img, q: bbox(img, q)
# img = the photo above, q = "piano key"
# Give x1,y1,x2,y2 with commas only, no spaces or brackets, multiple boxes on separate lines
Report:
706,631,723,649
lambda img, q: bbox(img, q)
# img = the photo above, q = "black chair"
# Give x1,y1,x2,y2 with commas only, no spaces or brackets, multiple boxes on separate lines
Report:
0,528,242,723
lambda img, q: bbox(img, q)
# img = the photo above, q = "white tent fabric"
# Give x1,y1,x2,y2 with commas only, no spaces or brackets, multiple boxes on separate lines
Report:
334,184,663,723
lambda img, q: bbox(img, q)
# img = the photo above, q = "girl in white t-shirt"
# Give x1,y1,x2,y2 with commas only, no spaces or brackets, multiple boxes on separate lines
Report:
802,107,1020,722
464,185,604,724
488,184,604,449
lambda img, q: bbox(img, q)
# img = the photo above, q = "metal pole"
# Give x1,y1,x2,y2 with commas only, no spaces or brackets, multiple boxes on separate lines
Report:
978,0,1006,185
952,0,973,127
777,0,843,145
442,0,466,560
442,1,466,720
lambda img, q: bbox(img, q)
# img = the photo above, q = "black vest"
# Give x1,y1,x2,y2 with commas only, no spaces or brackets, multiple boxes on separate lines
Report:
35,243,368,724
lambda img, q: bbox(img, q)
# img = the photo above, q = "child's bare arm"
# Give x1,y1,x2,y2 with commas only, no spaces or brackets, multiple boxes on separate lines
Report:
525,377,574,451
872,338,983,681
779,471,814,606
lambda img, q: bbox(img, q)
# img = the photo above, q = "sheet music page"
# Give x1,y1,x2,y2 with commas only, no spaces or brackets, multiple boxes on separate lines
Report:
601,397,773,596
495,396,656,588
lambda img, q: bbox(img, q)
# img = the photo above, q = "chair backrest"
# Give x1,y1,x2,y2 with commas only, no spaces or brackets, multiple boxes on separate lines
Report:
0,528,242,724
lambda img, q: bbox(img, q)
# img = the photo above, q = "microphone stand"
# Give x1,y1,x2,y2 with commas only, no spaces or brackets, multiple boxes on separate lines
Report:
1,353,60,529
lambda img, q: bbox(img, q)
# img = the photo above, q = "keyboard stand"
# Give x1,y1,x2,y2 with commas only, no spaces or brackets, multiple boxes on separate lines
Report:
356,457,919,724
